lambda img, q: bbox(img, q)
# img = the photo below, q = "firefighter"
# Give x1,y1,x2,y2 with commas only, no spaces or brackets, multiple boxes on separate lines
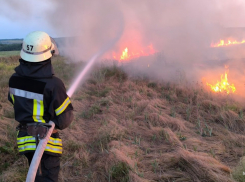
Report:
8,31,73,182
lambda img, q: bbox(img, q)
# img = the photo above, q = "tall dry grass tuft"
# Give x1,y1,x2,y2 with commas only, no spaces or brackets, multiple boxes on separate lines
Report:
176,149,232,182
217,110,245,133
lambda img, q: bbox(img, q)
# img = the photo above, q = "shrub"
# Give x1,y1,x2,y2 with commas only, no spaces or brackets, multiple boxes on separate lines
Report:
110,162,130,182
0,44,22,51
104,66,127,82
147,82,157,88
232,157,245,182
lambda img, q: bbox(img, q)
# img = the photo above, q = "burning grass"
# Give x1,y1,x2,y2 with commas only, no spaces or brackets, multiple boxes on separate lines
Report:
0,54,245,181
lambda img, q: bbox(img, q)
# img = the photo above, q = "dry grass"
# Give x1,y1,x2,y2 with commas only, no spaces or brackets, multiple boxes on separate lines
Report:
0,55,245,181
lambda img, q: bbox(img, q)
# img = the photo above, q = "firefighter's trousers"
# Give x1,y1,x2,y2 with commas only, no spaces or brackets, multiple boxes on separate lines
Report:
25,152,60,182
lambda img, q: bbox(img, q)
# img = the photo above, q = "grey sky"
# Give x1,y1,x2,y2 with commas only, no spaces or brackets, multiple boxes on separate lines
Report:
0,0,56,39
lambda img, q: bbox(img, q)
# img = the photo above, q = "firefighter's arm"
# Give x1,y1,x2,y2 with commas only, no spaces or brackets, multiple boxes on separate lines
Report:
52,110,74,130
48,78,73,130
8,76,15,105
8,92,14,105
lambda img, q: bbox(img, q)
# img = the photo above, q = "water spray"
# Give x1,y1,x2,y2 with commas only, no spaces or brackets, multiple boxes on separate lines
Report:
25,15,123,182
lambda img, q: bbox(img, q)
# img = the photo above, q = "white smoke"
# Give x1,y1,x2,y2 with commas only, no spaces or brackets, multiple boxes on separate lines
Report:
2,0,245,97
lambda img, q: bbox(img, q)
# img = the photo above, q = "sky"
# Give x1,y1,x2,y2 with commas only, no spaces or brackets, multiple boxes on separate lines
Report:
1,0,245,39
0,1,56,39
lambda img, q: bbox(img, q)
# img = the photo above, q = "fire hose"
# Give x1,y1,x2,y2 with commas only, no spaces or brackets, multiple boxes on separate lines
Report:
25,17,123,182
25,121,55,182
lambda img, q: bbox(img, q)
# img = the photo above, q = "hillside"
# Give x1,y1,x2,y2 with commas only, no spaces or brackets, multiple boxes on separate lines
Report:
0,39,23,44
0,37,65,52
0,55,245,182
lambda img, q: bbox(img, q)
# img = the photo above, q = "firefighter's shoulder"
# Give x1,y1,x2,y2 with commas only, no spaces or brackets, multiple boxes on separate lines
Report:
47,76,66,91
51,76,65,85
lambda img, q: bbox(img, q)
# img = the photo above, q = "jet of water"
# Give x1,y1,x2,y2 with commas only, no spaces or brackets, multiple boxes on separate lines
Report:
67,15,124,97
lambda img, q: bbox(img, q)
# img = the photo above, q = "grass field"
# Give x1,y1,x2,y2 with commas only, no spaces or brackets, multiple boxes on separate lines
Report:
0,51,20,57
0,55,245,182
0,39,22,44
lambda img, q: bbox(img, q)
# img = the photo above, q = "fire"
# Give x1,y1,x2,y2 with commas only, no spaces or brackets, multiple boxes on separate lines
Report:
120,47,129,60
211,39,245,47
112,44,157,61
206,70,236,94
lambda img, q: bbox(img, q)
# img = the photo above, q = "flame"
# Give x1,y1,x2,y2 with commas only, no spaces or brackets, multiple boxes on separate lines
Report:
120,47,129,60
113,44,157,61
206,70,236,94
211,39,245,47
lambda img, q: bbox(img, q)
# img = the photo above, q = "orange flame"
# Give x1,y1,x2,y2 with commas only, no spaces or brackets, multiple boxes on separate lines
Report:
211,39,245,47
206,71,236,94
111,44,157,61
120,47,129,60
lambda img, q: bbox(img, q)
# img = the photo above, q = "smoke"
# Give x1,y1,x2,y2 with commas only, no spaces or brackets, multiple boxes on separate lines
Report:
45,0,245,97
48,0,244,58
2,0,245,97
46,1,124,60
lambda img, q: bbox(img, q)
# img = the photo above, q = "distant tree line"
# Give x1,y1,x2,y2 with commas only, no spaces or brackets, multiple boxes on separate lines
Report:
0,44,22,51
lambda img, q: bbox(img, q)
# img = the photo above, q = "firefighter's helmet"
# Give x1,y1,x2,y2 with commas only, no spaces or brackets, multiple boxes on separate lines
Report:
20,31,55,62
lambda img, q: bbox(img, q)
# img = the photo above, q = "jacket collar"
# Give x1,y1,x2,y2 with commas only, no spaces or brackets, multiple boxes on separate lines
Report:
15,59,54,78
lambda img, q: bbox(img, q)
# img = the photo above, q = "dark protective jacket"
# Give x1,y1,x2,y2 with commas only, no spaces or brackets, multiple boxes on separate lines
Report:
8,58,73,156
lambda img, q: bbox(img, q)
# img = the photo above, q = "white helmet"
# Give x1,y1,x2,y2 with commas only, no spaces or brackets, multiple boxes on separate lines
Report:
20,31,55,62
